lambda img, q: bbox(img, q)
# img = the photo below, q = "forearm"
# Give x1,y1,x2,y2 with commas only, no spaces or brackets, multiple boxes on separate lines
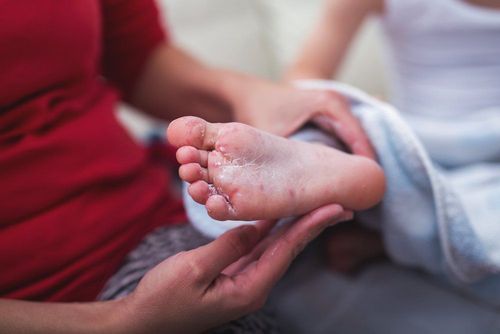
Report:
286,0,382,81
0,298,126,334
130,44,257,123
286,15,355,80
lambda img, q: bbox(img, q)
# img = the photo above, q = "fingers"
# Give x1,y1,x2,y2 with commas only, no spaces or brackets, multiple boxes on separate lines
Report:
238,205,352,293
186,224,263,284
312,91,376,159
222,220,278,276
202,207,350,315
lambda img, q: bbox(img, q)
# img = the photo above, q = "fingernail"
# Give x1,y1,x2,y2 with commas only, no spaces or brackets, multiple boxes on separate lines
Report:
329,212,354,226
339,217,352,223
343,211,354,221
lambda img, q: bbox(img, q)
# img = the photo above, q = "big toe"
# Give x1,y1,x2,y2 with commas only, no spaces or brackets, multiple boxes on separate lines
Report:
167,116,219,149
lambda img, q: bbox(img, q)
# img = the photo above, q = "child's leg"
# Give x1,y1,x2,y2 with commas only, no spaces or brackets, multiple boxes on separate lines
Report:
323,222,386,274
167,116,385,221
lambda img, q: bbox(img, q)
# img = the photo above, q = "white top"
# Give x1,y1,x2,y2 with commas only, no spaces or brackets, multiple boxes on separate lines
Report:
381,0,500,118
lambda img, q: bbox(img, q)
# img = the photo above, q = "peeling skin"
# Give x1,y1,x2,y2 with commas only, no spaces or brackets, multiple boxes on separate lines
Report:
173,117,385,221
208,184,218,196
216,185,236,215
200,126,205,141
227,203,237,215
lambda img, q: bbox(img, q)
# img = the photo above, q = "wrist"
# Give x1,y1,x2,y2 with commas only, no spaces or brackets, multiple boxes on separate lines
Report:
111,295,155,334
96,298,137,334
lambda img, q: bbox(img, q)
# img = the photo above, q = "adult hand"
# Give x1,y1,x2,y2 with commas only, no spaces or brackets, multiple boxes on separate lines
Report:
118,204,352,334
133,46,374,158
230,78,375,159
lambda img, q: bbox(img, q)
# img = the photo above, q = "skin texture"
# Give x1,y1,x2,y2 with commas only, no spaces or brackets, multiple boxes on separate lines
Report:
167,116,385,222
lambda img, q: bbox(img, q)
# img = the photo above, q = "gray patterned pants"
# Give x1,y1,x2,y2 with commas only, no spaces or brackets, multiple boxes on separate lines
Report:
99,224,280,334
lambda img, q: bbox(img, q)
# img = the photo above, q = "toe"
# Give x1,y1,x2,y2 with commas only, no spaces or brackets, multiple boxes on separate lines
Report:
177,147,209,167
176,146,199,164
206,195,231,221
188,181,211,204
179,163,209,183
198,150,209,167
167,116,219,150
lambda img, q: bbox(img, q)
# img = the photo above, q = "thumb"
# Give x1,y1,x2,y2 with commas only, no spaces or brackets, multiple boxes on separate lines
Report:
189,225,262,283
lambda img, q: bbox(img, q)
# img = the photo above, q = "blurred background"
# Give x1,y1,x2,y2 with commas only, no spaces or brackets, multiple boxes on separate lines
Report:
159,0,388,97
119,0,389,136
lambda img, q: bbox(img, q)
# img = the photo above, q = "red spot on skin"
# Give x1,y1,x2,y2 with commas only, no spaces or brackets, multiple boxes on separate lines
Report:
231,187,240,196
288,189,296,199
259,184,265,191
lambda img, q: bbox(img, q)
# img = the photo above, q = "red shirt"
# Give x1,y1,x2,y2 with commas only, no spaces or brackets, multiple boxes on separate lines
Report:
0,1,186,302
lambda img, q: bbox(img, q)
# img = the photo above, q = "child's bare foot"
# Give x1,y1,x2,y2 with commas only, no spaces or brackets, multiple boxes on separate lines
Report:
167,116,385,221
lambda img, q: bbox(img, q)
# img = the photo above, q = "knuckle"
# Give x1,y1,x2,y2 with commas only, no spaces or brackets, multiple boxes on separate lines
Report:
226,229,251,257
314,91,332,106
318,91,346,111
184,257,205,281
170,251,188,264
279,233,295,250
279,234,301,260
227,237,245,258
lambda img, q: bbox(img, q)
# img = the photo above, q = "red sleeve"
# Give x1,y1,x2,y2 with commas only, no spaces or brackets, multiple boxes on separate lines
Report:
100,0,168,99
